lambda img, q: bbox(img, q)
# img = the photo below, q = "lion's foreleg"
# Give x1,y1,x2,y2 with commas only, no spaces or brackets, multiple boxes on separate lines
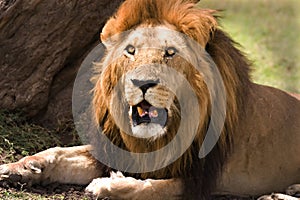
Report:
0,145,103,186
86,171,183,199
286,184,300,197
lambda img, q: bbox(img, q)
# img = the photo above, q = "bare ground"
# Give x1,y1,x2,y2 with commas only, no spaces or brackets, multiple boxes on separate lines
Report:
0,185,255,200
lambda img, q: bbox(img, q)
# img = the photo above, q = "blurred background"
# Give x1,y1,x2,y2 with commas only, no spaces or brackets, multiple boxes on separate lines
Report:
201,0,300,93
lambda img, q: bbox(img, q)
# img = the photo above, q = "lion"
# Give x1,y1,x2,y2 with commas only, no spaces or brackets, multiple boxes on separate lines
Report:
1,0,300,199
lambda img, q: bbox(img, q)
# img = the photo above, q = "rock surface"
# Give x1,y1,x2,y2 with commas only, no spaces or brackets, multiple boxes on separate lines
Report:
0,0,124,127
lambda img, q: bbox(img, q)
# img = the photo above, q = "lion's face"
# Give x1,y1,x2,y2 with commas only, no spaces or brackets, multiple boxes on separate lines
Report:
94,25,212,152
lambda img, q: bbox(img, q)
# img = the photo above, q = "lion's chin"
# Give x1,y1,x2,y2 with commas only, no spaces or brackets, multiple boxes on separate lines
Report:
131,123,166,140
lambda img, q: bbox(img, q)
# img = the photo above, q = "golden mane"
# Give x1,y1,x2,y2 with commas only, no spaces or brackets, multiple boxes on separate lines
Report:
92,0,252,198
101,0,217,46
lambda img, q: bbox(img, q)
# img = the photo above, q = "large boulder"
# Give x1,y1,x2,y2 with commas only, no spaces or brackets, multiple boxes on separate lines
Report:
0,0,124,127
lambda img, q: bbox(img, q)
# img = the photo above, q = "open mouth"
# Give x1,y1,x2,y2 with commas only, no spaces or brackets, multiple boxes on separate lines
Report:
131,100,168,127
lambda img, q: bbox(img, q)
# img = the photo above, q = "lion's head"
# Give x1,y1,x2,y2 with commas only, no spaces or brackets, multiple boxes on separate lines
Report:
95,25,213,148
92,0,251,197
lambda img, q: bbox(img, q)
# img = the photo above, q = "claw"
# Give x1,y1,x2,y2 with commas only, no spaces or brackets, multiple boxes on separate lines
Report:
28,162,42,174
111,171,125,179
0,174,9,179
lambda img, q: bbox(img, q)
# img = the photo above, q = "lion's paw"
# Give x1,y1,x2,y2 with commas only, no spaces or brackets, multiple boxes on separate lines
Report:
0,156,49,187
85,171,144,199
286,184,300,197
258,193,299,200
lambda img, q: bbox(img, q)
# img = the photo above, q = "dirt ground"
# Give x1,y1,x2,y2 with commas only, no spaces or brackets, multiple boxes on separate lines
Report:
0,183,94,200
0,181,255,200
0,186,254,200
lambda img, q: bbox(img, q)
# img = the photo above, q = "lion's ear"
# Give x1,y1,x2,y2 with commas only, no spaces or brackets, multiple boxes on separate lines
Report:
175,9,218,47
100,11,134,49
100,20,111,43
100,0,138,48
100,17,119,48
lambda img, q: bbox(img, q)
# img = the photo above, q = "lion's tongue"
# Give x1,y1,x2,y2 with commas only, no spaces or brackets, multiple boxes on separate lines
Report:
137,102,158,118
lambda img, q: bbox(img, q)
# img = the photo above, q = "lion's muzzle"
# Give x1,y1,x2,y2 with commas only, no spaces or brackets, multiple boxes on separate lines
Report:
123,71,173,139
130,79,168,127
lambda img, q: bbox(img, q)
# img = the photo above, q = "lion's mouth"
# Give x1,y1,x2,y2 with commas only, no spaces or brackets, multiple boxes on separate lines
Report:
131,100,168,127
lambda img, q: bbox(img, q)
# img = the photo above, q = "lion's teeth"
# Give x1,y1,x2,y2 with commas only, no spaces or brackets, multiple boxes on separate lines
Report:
150,109,158,118
137,106,144,117
137,105,159,118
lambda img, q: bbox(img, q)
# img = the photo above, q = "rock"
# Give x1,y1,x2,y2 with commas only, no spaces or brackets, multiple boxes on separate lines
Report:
0,0,124,127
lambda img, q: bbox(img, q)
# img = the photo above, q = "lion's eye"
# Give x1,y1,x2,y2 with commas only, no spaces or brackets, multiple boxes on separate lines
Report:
125,44,136,55
165,47,177,58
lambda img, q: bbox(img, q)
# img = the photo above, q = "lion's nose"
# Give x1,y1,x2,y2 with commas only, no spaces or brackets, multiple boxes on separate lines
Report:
131,79,159,94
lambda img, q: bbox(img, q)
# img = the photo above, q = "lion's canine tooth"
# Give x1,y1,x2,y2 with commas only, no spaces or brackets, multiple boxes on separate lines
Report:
137,106,144,117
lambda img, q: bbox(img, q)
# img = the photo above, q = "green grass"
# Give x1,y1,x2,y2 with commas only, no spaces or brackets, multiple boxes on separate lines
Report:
0,189,64,200
200,0,300,93
0,110,81,164
0,110,63,164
